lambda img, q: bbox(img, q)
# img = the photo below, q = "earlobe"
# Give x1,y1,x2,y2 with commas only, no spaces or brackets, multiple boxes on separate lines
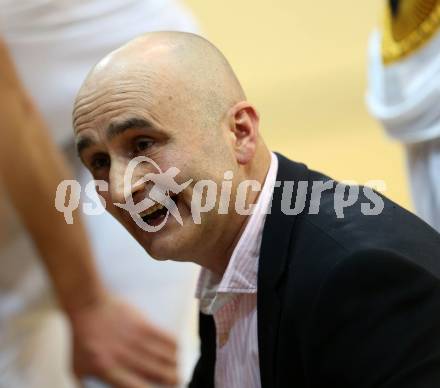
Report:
229,102,259,165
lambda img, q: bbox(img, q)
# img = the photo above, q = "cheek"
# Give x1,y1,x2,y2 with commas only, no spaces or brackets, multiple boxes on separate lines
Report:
99,191,122,219
97,189,111,205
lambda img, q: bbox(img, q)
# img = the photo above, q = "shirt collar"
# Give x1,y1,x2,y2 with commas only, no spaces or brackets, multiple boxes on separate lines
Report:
196,152,279,314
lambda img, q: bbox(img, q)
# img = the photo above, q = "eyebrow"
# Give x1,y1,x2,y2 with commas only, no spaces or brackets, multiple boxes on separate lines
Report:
76,136,96,156
107,117,154,141
75,117,155,156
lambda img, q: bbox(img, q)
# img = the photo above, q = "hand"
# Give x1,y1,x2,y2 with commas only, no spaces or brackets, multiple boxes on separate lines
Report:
70,294,179,388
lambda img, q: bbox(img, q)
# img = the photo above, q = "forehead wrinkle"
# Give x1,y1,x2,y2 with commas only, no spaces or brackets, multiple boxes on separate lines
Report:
75,106,145,135
73,93,154,130
74,77,151,108
74,71,158,108
73,87,152,124
74,105,165,141
74,93,144,121
74,59,175,134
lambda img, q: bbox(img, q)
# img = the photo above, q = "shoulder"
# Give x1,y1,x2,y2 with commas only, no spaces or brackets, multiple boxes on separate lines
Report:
298,167,440,269
274,156,440,330
279,158,440,273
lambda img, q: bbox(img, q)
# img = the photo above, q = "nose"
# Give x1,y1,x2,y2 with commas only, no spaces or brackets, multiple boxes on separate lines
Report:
109,158,138,205
109,160,127,205
109,158,150,206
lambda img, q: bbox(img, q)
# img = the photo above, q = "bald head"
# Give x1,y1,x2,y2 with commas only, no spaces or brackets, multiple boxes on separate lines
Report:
74,31,246,131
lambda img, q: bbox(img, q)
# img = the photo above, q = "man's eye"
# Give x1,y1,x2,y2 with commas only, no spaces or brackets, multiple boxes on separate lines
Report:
91,154,110,170
134,138,154,153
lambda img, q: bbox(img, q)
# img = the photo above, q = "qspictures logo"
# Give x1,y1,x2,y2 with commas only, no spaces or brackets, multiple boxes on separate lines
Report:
55,157,386,232
114,157,192,232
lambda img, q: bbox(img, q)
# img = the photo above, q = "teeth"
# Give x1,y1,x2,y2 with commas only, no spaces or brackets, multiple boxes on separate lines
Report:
140,202,164,217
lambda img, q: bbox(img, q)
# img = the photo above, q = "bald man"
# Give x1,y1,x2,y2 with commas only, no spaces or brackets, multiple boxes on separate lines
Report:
73,32,440,388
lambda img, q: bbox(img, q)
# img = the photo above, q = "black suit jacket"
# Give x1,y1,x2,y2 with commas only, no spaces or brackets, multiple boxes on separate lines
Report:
190,153,440,388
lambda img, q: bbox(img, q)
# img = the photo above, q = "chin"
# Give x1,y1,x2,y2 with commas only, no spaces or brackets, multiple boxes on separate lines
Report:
145,242,189,262
144,233,175,258
138,226,191,262
144,248,171,261
130,205,201,262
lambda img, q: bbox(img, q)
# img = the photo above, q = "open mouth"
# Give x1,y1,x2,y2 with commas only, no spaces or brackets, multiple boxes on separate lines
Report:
139,195,178,227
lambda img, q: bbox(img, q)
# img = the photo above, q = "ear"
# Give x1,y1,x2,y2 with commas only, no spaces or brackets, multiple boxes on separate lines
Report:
227,101,260,165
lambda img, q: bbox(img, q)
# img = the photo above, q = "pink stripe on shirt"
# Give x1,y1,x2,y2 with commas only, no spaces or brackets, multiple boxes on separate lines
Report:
196,152,279,388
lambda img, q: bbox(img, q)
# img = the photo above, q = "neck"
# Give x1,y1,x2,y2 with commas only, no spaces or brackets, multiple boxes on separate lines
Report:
205,146,272,275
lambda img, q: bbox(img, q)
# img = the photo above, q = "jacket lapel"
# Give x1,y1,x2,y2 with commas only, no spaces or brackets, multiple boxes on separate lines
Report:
258,153,308,387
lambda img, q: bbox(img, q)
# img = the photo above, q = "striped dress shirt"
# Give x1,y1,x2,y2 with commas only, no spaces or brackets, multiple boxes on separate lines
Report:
195,152,279,388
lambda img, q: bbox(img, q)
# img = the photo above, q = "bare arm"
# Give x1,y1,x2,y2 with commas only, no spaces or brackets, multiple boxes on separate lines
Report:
0,39,178,387
0,40,103,314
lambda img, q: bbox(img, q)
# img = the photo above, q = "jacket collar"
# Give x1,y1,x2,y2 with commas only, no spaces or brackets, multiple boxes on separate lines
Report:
257,152,309,388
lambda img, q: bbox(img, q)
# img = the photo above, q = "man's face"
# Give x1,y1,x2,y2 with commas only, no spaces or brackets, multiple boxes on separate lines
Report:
74,69,240,262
